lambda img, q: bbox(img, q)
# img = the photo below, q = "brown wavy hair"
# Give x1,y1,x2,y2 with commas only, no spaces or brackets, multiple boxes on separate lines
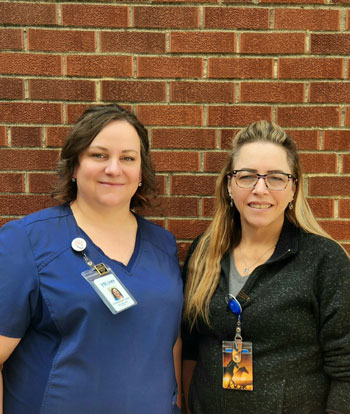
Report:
51,104,156,208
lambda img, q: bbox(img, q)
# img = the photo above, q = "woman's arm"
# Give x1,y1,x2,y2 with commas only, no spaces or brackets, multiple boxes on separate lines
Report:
182,359,196,414
0,335,21,414
173,333,182,409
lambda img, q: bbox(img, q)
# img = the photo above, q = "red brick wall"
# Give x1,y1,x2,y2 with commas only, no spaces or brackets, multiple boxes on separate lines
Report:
0,0,349,258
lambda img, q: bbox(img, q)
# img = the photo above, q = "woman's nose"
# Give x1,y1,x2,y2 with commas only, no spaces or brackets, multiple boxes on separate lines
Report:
252,177,269,194
105,158,121,175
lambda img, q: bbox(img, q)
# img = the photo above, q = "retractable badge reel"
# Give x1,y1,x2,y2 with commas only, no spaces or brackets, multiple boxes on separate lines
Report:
222,294,253,391
71,238,137,315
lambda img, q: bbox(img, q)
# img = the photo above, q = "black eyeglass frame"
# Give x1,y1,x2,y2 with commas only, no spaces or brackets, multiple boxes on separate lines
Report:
227,169,297,191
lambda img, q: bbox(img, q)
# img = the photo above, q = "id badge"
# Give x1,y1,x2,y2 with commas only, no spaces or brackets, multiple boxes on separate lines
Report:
82,263,137,314
222,340,253,391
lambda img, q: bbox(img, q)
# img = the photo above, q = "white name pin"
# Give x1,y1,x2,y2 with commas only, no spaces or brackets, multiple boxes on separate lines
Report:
71,237,87,252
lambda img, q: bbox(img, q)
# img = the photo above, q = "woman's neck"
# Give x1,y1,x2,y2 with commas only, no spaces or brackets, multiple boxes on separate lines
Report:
70,199,135,232
239,223,282,249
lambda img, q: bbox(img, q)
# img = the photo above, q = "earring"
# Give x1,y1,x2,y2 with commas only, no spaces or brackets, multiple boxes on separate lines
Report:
289,201,293,210
71,177,76,183
230,198,233,208
138,182,142,187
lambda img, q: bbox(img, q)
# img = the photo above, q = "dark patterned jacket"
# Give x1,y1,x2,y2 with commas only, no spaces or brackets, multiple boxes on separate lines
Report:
182,219,350,414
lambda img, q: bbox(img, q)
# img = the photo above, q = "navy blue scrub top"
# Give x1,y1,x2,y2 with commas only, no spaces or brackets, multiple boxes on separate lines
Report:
0,204,183,414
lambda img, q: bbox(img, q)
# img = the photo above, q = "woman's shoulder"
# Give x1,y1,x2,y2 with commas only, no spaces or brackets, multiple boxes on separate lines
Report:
1,204,70,230
135,214,178,253
298,228,349,262
0,204,72,262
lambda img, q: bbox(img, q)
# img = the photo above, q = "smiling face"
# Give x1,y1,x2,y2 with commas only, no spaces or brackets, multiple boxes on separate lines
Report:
73,120,141,211
227,142,295,234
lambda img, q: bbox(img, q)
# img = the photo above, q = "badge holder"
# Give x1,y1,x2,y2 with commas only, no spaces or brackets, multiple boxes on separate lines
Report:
222,295,253,391
72,238,137,315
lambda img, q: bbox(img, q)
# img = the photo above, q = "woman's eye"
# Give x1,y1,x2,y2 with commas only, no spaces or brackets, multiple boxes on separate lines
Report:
123,156,135,161
91,153,106,159
239,174,255,180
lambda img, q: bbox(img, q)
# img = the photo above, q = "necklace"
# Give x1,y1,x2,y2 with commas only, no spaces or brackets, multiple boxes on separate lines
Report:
239,244,276,275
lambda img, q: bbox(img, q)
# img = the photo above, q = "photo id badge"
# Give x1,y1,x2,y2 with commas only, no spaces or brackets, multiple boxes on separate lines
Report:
82,263,137,315
222,340,253,391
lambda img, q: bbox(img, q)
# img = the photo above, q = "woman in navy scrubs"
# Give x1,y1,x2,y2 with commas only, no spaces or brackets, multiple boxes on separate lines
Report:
0,104,183,414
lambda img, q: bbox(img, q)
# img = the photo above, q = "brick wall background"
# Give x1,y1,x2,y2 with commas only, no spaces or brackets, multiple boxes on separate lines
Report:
0,0,349,259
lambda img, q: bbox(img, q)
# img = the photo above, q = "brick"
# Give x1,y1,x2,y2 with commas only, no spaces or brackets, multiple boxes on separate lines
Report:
177,241,192,264
0,78,23,99
0,54,62,76
339,199,350,218
274,9,339,30
0,149,59,170
28,173,58,194
311,34,350,55
0,174,24,193
285,130,319,150
11,127,42,147
0,126,7,147
204,151,230,172
277,107,340,127
203,198,215,217
241,33,305,54
152,151,200,172
46,127,72,147
137,105,203,126
307,198,334,218
67,55,132,77
318,220,350,242
139,196,199,218
0,3,56,25
279,58,343,79
346,108,350,127
168,219,210,240
221,128,319,150
310,82,350,103
222,0,254,2
0,29,23,50
299,153,337,173
324,130,350,150
134,6,199,28
240,82,304,103
67,104,96,125
208,106,272,127
221,129,240,149
102,81,166,103
208,58,273,79
205,7,268,29
62,5,128,27
153,0,216,3
171,175,217,195
155,175,166,195
151,128,216,149
343,154,350,173
137,57,203,78
28,29,95,52
171,32,235,53
0,195,53,216
171,82,234,103
260,0,324,3
0,103,62,124
308,177,350,196
101,32,165,53
30,79,95,102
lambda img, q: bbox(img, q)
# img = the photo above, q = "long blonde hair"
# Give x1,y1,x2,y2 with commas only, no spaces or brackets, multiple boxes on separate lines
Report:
183,120,337,328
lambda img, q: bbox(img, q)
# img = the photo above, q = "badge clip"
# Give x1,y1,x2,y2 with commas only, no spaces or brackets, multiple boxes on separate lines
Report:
94,263,109,276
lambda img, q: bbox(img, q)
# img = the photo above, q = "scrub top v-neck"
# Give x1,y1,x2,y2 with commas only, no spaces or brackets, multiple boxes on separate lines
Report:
0,204,183,414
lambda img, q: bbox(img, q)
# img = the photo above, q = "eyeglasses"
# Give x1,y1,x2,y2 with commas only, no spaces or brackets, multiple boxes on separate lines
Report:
227,169,297,191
